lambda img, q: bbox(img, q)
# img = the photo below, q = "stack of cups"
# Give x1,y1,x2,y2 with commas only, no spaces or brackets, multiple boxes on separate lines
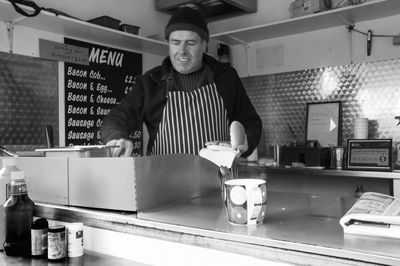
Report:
353,118,369,139
66,222,84,258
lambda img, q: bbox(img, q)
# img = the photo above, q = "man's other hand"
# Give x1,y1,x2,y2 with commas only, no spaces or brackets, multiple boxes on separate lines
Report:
106,138,133,157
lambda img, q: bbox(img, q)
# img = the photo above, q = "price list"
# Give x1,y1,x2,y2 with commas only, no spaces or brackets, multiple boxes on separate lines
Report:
64,38,143,155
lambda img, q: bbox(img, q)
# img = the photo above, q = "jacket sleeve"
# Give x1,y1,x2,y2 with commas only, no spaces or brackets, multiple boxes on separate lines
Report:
100,76,145,143
225,68,262,157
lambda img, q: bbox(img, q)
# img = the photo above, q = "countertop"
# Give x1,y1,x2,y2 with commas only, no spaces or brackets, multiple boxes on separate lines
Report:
0,249,149,265
34,191,400,266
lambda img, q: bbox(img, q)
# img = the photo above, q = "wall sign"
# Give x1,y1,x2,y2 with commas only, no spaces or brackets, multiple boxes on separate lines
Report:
39,39,89,65
306,101,342,147
64,38,143,155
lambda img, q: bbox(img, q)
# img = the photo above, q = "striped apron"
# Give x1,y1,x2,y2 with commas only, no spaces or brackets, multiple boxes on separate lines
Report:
151,82,229,155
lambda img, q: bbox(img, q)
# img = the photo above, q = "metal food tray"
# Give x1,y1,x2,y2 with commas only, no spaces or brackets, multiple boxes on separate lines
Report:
35,145,114,158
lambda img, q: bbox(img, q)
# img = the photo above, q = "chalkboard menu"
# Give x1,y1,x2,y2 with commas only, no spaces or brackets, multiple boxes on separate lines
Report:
64,38,142,155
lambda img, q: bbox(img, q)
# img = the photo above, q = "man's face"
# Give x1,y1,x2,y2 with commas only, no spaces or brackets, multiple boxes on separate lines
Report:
168,30,206,74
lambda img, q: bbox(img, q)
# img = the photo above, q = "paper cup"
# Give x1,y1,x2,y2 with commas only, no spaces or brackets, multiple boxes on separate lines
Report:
353,118,368,139
354,131,368,139
354,117,368,123
224,179,267,225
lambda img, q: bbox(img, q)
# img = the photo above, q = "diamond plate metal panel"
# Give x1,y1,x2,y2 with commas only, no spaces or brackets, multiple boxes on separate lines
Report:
0,52,58,153
242,58,400,157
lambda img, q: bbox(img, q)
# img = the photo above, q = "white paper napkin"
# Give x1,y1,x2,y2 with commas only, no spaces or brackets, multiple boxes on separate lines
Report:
199,146,239,168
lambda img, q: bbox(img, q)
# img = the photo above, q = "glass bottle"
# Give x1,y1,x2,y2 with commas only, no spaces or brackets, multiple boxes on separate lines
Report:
3,171,35,256
0,158,20,251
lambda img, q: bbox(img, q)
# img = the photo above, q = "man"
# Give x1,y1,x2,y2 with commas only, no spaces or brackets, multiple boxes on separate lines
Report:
101,7,262,157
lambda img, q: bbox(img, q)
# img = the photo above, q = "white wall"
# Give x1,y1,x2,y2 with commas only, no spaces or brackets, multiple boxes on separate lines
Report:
209,0,293,34
229,14,400,77
208,0,400,76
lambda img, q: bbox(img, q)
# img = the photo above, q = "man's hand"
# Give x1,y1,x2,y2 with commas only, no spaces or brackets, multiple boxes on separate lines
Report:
106,138,133,157
234,135,248,157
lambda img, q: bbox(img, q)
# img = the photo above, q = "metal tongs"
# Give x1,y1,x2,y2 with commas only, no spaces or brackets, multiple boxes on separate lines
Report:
0,146,19,157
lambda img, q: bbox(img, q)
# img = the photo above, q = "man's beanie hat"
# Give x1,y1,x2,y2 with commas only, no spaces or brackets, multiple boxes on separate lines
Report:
164,7,209,42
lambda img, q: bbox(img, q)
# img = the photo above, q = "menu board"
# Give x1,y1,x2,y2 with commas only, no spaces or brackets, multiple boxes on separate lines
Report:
64,38,143,155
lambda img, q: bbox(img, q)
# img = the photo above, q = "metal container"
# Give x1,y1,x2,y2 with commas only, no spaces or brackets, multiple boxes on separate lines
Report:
330,147,344,169
271,145,282,166
35,145,114,158
15,154,220,212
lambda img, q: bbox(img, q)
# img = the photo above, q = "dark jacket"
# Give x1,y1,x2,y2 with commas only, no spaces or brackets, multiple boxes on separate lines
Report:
101,54,262,156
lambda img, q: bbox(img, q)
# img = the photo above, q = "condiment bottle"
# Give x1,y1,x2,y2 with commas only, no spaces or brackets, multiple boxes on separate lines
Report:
66,222,84,257
31,218,48,257
0,158,20,251
48,224,66,261
3,171,35,256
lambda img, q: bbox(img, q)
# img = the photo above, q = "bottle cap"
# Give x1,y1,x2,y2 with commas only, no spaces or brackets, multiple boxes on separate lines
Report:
2,158,17,167
32,218,49,229
10,171,26,180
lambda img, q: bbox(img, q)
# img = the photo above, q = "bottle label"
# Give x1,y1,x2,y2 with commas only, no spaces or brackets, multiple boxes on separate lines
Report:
48,231,66,260
9,184,27,195
31,228,48,256
67,229,84,257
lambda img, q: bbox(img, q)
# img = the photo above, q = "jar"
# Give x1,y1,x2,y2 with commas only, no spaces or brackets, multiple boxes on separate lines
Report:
31,218,48,257
66,222,84,257
48,225,66,261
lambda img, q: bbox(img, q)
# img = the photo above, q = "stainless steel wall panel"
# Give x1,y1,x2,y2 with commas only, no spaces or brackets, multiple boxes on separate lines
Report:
242,58,400,156
0,52,59,152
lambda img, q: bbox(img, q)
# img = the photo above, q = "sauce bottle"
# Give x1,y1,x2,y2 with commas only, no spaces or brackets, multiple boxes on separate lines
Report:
3,171,35,256
0,158,20,251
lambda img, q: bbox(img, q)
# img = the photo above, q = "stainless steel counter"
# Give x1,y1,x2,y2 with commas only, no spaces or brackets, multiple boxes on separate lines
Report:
35,191,400,266
239,165,400,197
261,167,400,179
0,249,149,266
138,191,400,265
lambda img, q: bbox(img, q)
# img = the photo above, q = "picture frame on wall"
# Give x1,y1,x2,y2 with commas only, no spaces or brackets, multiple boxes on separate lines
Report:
305,101,342,147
